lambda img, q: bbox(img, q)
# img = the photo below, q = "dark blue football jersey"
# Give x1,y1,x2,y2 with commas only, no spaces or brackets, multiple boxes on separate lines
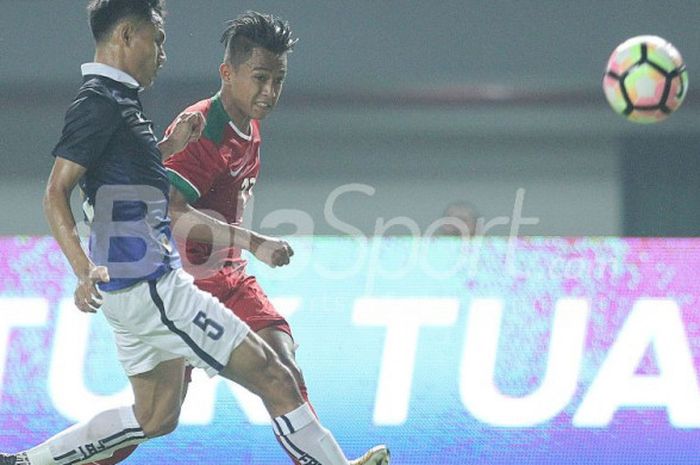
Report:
52,66,181,290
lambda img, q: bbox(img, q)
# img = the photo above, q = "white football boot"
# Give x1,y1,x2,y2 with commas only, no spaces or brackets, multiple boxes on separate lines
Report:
349,445,390,465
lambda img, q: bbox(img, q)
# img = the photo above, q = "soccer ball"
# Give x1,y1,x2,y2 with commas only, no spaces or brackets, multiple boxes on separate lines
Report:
603,35,688,123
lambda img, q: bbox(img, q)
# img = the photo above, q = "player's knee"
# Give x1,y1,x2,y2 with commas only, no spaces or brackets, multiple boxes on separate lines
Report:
143,414,179,438
157,414,180,437
256,350,299,401
277,352,304,387
268,356,298,393
135,406,180,438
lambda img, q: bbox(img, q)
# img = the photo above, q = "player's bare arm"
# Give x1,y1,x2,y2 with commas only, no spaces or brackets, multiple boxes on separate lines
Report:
248,231,294,268
43,157,110,313
168,187,293,268
157,111,206,159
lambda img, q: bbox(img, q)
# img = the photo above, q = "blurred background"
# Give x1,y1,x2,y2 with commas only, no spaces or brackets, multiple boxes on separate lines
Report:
1,0,700,237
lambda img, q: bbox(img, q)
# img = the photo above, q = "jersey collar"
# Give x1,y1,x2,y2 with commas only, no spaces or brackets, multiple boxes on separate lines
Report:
81,62,141,91
202,92,253,144
210,93,252,141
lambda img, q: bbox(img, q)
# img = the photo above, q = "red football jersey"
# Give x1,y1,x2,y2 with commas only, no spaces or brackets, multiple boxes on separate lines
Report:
164,93,261,274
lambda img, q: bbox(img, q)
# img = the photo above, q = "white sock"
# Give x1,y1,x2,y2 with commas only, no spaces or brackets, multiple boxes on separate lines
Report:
272,403,349,465
24,406,147,465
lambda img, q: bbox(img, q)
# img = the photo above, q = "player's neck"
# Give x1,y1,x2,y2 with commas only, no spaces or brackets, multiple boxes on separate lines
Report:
93,47,131,79
219,89,251,136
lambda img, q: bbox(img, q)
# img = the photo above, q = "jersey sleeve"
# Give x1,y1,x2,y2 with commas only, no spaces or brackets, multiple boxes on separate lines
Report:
164,136,226,204
51,90,120,168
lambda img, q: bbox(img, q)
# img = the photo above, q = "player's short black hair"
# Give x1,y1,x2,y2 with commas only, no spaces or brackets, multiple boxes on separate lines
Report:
221,11,298,67
87,0,165,43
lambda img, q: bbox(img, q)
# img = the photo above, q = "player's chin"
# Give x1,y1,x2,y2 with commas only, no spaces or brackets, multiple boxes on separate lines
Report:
141,73,157,88
145,66,162,87
252,103,273,118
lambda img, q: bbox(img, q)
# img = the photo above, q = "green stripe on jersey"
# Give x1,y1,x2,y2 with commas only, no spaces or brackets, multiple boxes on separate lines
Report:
167,169,200,203
202,93,230,145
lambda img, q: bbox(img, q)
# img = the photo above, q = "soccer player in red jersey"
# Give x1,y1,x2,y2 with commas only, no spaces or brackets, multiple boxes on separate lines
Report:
165,12,389,465
166,12,389,465
89,10,390,465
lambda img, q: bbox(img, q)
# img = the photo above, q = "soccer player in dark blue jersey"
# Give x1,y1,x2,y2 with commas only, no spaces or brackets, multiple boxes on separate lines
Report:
0,2,358,465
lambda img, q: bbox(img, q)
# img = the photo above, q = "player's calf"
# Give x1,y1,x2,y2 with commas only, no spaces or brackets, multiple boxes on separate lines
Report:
129,358,186,438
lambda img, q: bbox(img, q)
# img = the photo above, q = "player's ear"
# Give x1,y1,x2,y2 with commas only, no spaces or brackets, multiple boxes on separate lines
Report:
115,21,133,47
220,62,232,82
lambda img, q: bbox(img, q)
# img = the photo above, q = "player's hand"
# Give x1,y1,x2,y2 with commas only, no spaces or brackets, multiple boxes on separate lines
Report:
249,233,294,268
74,265,110,313
159,111,206,157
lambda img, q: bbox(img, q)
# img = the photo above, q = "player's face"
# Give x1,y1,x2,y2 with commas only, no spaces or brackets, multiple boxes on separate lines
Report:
127,15,166,87
222,47,287,124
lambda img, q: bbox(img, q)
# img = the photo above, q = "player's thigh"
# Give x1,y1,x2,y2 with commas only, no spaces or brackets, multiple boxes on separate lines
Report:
128,357,186,437
219,330,302,416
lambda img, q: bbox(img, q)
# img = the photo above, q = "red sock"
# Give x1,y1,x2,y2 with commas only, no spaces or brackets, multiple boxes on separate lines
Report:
298,380,317,419
87,444,138,465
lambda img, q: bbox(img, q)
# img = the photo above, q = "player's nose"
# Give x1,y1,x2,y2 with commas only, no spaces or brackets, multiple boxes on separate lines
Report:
262,81,277,98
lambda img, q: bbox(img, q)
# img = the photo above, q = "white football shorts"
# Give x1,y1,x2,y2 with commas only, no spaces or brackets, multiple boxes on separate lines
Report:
101,268,250,377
